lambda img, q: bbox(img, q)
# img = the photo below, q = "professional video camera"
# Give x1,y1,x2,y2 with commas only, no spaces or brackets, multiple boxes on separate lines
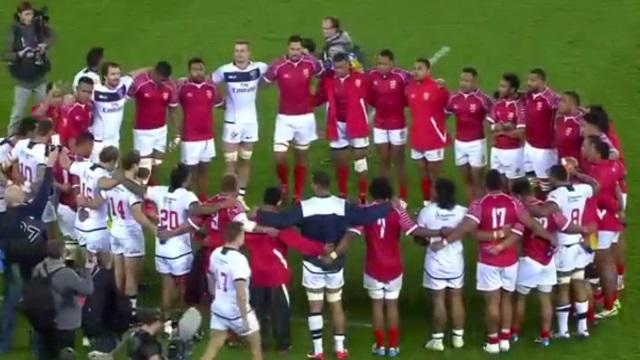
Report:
166,307,203,360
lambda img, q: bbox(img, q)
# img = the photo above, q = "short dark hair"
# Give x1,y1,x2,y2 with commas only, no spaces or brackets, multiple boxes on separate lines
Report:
530,68,546,80
502,73,520,91
378,49,395,61
100,61,120,78
220,174,238,193
288,35,303,44
235,39,250,46
225,222,244,243
17,117,37,136
16,1,33,13
77,76,94,87
46,239,65,259
587,135,610,159
169,164,189,192
332,52,349,64
76,132,95,146
510,179,533,197
263,186,282,206
416,57,431,69
369,177,393,200
584,108,609,134
36,119,53,136
549,164,568,182
85,47,104,68
155,61,172,78
99,146,119,164
485,169,503,191
434,178,456,210
121,151,141,171
301,37,316,54
323,16,341,30
564,91,580,106
312,171,330,189
188,57,204,69
462,67,478,77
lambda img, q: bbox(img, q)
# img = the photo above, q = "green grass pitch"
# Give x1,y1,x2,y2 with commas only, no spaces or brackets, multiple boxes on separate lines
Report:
1,0,640,359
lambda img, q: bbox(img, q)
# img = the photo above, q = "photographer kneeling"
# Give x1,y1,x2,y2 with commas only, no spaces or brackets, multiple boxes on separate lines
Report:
129,308,164,360
4,1,55,135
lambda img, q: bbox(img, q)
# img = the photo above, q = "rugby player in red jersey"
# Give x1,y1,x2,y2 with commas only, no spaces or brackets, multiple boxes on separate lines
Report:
582,136,624,318
31,82,65,129
367,50,410,200
406,58,449,204
178,58,224,199
446,68,493,199
264,35,324,202
316,53,370,203
58,77,94,152
554,91,583,162
487,73,526,189
128,61,179,185
446,170,553,354
523,69,561,194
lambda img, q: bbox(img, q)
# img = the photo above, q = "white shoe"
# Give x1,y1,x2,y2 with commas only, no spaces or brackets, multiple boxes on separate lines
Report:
452,335,464,349
424,339,445,351
499,339,510,352
82,337,91,347
483,342,500,354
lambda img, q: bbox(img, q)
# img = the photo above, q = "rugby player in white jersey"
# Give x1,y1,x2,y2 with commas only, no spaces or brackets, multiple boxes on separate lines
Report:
6,120,57,237
524,164,599,338
72,47,104,89
416,179,467,351
90,61,150,161
107,150,158,315
212,40,267,200
201,221,262,360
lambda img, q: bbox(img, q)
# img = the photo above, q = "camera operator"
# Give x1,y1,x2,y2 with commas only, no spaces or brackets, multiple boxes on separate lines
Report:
129,308,164,360
4,1,55,135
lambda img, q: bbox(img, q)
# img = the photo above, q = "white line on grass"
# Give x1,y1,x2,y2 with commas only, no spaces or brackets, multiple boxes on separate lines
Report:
429,45,451,65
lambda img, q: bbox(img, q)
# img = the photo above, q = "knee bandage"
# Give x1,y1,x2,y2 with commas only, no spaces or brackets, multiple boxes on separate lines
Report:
238,149,253,160
306,290,324,302
326,289,343,303
293,143,310,151
571,270,585,281
557,275,572,285
538,284,553,293
354,158,368,173
516,285,532,295
274,143,290,152
224,151,238,163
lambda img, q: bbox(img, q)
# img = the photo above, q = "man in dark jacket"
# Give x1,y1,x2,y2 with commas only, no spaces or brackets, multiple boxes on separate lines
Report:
4,1,55,135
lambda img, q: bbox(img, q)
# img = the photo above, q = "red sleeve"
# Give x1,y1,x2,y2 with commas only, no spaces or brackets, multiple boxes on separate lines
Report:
516,100,527,127
465,199,482,223
127,74,141,97
364,73,375,107
278,228,325,256
394,206,419,235
213,85,224,107
168,81,179,107
263,60,279,83
513,198,527,219
551,212,571,232
483,92,494,113
314,75,328,106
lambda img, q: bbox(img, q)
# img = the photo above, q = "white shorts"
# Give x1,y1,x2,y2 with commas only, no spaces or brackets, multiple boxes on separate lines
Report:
597,231,620,250
133,125,167,156
274,113,318,148
411,148,445,162
372,128,407,146
155,252,193,276
76,228,110,253
42,200,57,223
363,273,403,300
476,262,518,292
110,226,145,257
57,204,77,240
523,142,557,178
222,122,259,144
302,262,344,290
423,270,464,291
180,139,216,165
90,140,106,163
329,121,369,149
490,147,524,179
455,139,486,167
555,243,591,273
516,257,556,294
210,310,260,336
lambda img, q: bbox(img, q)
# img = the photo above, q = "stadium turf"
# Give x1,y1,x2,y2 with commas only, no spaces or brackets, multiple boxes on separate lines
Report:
1,0,640,358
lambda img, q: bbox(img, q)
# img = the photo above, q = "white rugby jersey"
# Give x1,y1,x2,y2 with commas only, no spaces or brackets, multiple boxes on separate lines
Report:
417,203,467,279
73,67,101,89
70,161,111,232
547,184,593,245
146,186,199,258
211,61,267,124
210,246,252,319
108,184,143,236
91,75,134,145
9,139,47,193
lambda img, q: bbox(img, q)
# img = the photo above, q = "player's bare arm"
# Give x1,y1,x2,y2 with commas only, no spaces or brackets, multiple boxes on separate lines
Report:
128,66,153,79
445,217,479,243
235,279,250,330
473,225,513,241
486,232,521,255
527,201,559,217
571,171,601,194
518,212,554,242
191,197,236,215
333,229,360,257
77,193,106,210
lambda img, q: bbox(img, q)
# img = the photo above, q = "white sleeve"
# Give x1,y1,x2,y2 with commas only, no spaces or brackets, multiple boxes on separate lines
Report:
69,161,89,177
145,186,160,204
8,142,22,163
258,62,268,77
232,255,251,281
546,189,564,209
211,66,225,84
121,75,134,91
582,184,594,199
416,207,429,227
231,212,257,232
72,71,81,89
